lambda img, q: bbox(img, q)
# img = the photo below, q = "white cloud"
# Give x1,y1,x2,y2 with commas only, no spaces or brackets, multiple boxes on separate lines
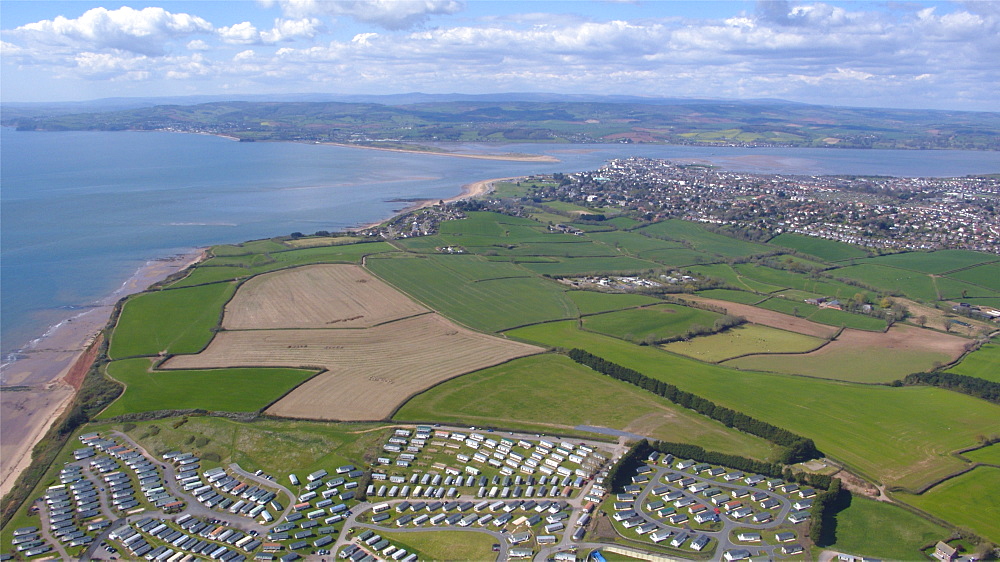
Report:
13,7,212,56
218,21,261,44
218,18,322,44
186,39,210,51
275,0,463,30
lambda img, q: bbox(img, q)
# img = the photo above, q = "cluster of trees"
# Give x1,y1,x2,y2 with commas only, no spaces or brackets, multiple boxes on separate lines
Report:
808,478,847,545
605,440,650,493
647,441,783,478
898,372,1000,404
566,349,820,463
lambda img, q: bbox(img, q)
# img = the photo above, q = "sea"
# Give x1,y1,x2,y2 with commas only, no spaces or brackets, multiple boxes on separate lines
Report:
3,126,1000,363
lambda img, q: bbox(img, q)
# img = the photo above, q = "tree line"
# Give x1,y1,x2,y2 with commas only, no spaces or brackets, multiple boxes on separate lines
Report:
898,371,1000,404
566,348,820,463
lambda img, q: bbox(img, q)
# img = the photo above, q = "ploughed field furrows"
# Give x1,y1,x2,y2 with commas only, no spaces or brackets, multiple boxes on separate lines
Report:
164,313,542,420
222,264,428,329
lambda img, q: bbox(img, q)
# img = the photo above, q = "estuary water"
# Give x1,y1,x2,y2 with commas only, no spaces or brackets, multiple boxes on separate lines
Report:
2,127,999,360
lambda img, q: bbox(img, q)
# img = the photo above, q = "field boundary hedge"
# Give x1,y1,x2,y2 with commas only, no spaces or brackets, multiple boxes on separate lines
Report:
566,348,820,463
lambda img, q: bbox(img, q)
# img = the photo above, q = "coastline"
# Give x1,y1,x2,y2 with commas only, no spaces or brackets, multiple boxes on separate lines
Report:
350,175,519,232
0,250,205,498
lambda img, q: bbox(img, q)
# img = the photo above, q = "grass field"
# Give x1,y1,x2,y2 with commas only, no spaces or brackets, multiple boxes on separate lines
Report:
639,220,772,258
934,275,1000,301
947,339,1000,383
585,231,683,255
832,264,938,301
99,358,315,418
506,321,1000,490
696,289,765,304
807,308,887,331
169,241,398,287
756,296,813,316
857,249,997,274
521,256,660,276
210,239,289,256
828,496,950,560
663,324,824,362
123,416,389,488
109,282,236,358
637,248,719,266
946,261,1000,291
767,233,870,262
726,343,952,383
166,313,542,421
366,254,576,332
963,443,1000,465
897,467,1000,543
569,291,661,315
395,354,777,460
374,530,498,561
583,304,723,343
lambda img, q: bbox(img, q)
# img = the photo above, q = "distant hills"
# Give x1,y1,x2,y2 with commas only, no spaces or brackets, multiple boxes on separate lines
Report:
4,93,998,150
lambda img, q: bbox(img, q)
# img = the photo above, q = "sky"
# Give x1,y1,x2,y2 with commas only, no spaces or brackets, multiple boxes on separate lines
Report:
1,1,998,111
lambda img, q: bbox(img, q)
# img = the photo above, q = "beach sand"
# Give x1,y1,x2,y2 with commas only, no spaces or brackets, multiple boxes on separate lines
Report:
319,141,559,163
0,251,204,498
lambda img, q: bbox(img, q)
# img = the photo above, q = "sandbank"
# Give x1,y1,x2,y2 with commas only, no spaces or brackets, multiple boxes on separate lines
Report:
319,141,559,163
0,250,204,498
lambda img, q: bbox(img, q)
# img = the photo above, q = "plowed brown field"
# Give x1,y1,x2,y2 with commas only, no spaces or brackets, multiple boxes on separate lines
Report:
165,314,541,420
223,264,427,330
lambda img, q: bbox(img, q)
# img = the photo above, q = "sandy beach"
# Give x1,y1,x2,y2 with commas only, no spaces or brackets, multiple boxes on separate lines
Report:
350,175,521,232
0,250,204,498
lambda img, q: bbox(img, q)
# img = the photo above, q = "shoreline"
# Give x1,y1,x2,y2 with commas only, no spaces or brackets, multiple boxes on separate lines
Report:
0,250,205,498
349,175,519,232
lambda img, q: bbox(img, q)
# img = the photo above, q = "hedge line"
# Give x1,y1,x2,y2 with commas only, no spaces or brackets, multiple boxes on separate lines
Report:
566,348,820,463
899,371,1000,404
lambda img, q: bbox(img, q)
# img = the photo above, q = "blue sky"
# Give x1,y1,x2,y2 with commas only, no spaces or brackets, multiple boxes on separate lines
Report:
2,1,997,111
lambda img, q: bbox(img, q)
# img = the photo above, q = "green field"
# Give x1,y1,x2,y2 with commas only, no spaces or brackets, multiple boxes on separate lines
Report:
569,290,661,315
637,248,719,266
639,220,772,258
583,304,723,343
696,289,765,304
210,238,289,256
756,296,814,316
726,346,951,383
521,256,660,276
366,254,576,332
169,241,397,287
946,262,1000,291
897,467,1000,543
504,241,618,257
833,263,939,301
395,354,777,460
947,339,1000,383
109,282,236,358
963,443,1000,465
99,358,316,418
829,496,950,560
506,321,1000,490
807,308,888,331
663,324,824,362
934,275,1000,300
767,233,870,262
857,249,997,274
375,530,498,561
585,230,683,255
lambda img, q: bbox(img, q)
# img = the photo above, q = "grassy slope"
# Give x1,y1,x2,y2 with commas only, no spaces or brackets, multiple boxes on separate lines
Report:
583,304,723,342
897,467,1000,543
395,354,777,461
726,347,951,383
963,443,1000,465
767,233,869,262
568,291,661,315
663,324,824,363
108,282,236,358
831,264,938,301
829,496,949,560
857,250,997,274
99,358,316,418
945,339,1000,383
366,254,576,332
506,321,1000,490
